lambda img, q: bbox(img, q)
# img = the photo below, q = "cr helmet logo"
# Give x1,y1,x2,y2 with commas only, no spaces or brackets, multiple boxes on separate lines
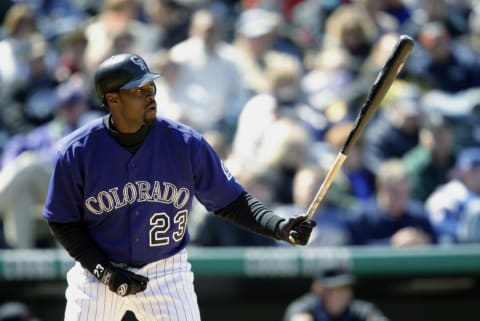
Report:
117,283,129,296
131,56,147,71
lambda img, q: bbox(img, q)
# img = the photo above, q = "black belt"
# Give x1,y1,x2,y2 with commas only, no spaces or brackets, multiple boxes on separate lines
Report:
111,261,146,269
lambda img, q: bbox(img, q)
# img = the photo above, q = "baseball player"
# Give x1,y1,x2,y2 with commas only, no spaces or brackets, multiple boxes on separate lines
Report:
43,53,316,321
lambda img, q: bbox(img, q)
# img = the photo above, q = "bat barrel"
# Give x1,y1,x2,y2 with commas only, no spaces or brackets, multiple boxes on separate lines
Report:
341,35,414,155
305,35,414,220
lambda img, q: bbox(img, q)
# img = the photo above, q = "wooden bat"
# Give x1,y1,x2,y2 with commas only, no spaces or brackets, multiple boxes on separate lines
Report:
305,34,415,220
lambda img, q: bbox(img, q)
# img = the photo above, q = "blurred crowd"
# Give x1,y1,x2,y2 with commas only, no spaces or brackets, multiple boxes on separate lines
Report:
0,0,479,249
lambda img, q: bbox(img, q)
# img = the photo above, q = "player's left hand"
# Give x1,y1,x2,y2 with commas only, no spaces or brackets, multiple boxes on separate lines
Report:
104,266,149,296
276,215,316,245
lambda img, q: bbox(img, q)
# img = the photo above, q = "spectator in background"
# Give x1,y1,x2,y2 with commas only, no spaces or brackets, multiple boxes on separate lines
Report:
301,46,354,129
426,147,480,244
108,27,137,57
347,159,436,247
401,0,470,39
232,7,301,95
362,84,422,177
1,32,60,135
274,164,352,247
0,78,101,248
0,5,58,143
419,87,480,151
402,112,457,202
256,115,313,205
27,0,86,41
0,3,39,88
53,27,89,83
167,8,249,135
287,0,344,51
283,266,390,321
142,0,191,50
83,0,159,74
230,87,279,170
231,51,307,167
406,21,480,93
152,49,191,121
322,4,378,75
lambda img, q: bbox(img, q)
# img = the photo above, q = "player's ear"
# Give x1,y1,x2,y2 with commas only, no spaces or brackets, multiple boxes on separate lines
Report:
106,92,119,105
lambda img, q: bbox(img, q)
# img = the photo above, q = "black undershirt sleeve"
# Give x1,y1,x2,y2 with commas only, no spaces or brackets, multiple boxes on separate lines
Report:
214,191,285,240
48,221,112,273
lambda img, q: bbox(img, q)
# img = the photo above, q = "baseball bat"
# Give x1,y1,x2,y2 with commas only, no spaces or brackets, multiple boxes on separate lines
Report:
305,34,415,220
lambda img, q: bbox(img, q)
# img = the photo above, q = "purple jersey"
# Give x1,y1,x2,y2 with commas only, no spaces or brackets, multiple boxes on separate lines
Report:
43,116,243,265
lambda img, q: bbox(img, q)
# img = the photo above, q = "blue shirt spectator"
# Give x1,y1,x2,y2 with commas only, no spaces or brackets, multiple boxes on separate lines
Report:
347,197,436,246
426,147,480,244
347,159,437,247
406,21,480,93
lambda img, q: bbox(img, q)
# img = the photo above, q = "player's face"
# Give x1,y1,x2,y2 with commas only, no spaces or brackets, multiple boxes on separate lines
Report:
111,81,157,133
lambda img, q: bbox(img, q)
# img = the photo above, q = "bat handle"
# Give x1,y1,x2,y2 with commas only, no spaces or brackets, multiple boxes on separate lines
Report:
306,153,347,220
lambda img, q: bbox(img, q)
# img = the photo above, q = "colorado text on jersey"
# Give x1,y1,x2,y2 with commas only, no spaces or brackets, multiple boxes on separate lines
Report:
85,180,190,214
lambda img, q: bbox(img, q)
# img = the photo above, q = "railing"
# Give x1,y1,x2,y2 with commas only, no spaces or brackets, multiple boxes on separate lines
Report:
1,245,479,281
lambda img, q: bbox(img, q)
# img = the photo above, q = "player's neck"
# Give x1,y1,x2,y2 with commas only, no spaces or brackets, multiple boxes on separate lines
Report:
109,115,144,134
104,115,151,153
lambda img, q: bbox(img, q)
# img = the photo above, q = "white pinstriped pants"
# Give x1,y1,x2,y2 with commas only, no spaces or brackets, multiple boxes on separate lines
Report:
64,249,201,321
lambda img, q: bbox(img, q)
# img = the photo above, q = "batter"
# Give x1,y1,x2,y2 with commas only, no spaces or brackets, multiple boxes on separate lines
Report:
43,53,315,321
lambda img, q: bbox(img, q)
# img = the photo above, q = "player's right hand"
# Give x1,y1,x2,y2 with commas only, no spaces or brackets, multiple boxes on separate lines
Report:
101,266,149,296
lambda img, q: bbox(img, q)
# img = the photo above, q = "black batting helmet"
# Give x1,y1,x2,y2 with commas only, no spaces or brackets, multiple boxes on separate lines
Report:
94,53,160,107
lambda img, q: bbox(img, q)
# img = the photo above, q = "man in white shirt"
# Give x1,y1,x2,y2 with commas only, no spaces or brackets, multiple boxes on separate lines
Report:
164,8,249,134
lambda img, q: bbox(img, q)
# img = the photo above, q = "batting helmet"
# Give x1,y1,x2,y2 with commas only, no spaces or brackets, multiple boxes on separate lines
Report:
94,53,160,107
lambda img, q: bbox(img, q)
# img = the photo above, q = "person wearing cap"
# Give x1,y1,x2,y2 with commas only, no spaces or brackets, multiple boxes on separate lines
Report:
283,267,390,321
42,53,316,321
426,147,480,244
232,7,302,95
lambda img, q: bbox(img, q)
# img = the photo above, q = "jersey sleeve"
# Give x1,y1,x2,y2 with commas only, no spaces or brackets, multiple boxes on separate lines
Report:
43,149,84,223
192,136,243,212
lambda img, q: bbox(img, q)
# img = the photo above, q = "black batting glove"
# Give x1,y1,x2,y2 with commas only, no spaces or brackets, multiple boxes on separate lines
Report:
94,264,149,296
276,215,316,245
